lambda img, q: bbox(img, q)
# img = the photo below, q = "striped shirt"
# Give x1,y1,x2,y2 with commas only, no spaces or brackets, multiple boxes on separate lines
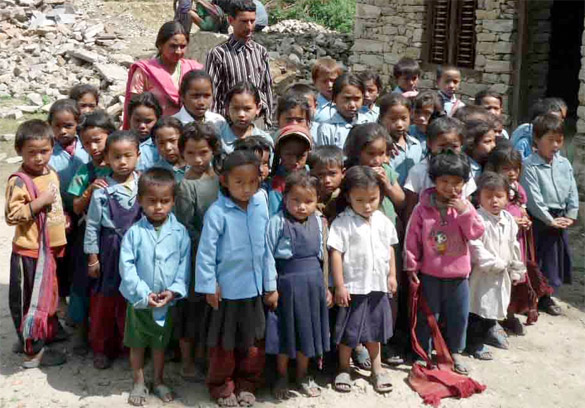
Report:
205,35,274,125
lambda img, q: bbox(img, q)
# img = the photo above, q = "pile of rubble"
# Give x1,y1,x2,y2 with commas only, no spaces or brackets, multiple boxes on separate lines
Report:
263,19,336,35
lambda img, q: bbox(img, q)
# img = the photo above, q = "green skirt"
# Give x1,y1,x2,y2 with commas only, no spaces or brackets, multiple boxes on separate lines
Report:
124,305,173,350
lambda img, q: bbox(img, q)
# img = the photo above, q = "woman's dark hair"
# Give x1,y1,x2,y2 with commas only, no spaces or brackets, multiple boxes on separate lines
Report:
427,116,464,146
276,94,311,126
219,150,260,196
485,141,523,174
344,123,391,168
155,21,189,52
225,81,261,111
332,73,365,101
378,93,411,120
358,70,383,93
128,92,163,121
179,122,222,172
69,83,99,104
78,110,116,136
138,167,177,198
476,171,510,196
179,69,212,98
48,99,80,124
152,116,183,140
428,151,471,182
463,119,496,155
474,89,502,107
336,165,383,214
532,112,564,140
105,130,140,154
15,119,54,151
283,170,319,197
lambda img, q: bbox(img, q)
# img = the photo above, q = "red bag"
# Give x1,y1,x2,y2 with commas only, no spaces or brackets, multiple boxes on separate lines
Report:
408,280,486,407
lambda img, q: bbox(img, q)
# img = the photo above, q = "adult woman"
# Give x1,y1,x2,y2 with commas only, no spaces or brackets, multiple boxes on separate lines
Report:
123,21,203,128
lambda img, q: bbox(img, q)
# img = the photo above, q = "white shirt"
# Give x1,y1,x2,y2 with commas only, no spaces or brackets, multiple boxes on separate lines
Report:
403,157,477,197
173,106,226,131
328,208,398,295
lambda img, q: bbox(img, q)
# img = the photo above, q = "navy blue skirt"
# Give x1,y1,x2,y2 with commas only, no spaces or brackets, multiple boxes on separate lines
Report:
92,228,124,296
532,217,572,290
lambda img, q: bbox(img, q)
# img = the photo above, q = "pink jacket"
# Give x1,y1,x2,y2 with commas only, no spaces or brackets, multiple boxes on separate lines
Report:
404,188,485,279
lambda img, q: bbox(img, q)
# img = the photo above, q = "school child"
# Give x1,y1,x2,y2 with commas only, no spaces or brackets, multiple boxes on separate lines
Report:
234,136,272,189
218,81,273,154
463,119,497,181
312,57,343,122
174,122,221,381
196,151,275,407
409,90,443,148
152,117,187,181
378,93,424,185
358,70,382,122
128,92,163,171
6,120,68,368
84,131,142,369
173,69,226,131
308,145,344,223
268,125,313,215
265,171,331,399
69,83,100,115
467,172,526,359
392,57,420,98
329,166,398,394
67,110,116,355
286,83,319,118
436,65,465,116
474,89,508,139
315,73,367,148
120,168,191,405
277,94,312,129
521,113,579,315
404,152,485,375
511,98,567,159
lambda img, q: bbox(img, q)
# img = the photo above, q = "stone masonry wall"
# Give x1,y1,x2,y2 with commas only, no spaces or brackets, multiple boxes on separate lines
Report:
574,23,585,225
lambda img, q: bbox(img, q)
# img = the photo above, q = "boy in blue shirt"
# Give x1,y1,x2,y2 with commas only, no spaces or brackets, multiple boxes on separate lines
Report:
119,167,191,405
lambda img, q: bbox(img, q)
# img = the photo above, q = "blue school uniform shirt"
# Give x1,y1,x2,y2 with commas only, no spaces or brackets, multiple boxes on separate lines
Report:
392,86,406,94
439,91,465,116
195,191,275,299
119,213,191,325
315,111,367,149
218,121,273,154
409,124,428,154
469,157,482,181
84,172,139,254
511,123,533,159
359,104,380,123
152,158,186,182
49,137,90,211
389,135,424,185
137,138,159,172
173,106,226,132
520,152,579,225
314,93,336,123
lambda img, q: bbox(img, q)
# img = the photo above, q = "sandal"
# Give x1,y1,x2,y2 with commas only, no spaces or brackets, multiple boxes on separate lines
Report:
297,376,321,397
370,371,393,393
93,353,112,369
539,296,562,316
152,383,174,403
334,371,352,393
502,316,526,336
22,347,67,369
485,324,509,350
217,393,238,407
128,382,149,406
352,346,371,370
469,344,493,361
273,375,290,400
236,391,255,407
383,344,405,366
452,353,469,376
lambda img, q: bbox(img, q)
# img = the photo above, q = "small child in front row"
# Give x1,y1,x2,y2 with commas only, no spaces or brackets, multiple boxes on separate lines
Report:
6,120,67,368
309,145,344,223
436,65,464,116
463,118,497,181
266,171,331,399
329,166,398,394
392,57,420,98
119,168,191,406
84,131,142,369
152,117,187,182
359,70,382,122
521,113,579,315
69,83,100,115
467,172,526,360
128,92,163,171
405,152,485,375
196,151,275,407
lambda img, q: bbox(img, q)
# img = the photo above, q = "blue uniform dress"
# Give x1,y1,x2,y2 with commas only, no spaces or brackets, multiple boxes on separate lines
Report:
265,212,330,358
511,123,533,159
137,138,159,172
315,112,368,149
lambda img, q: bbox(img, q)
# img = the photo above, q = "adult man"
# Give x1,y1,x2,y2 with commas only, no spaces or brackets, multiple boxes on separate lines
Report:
205,0,273,126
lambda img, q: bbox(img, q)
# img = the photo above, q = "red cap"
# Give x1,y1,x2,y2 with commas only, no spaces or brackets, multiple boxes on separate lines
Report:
275,124,313,148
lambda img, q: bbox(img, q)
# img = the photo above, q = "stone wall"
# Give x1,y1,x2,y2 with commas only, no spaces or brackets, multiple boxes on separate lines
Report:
574,21,585,225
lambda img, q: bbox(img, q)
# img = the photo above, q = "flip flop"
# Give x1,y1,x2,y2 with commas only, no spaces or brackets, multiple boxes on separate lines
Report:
22,348,67,369
370,372,393,393
128,382,149,406
352,346,371,370
334,371,352,393
469,344,493,361
297,376,321,397
485,324,509,350
236,391,255,407
452,353,469,376
152,383,174,403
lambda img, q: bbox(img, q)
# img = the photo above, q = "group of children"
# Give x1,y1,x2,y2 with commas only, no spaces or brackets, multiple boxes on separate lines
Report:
5,55,579,406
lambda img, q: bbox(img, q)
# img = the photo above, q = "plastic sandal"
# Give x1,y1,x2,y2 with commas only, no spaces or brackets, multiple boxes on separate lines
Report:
128,383,149,406
334,371,352,393
152,384,174,403
297,376,321,397
370,372,393,393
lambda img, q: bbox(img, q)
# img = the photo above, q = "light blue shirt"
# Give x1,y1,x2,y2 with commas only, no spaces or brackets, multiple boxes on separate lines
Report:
520,153,579,224
195,192,275,299
173,106,226,132
49,137,90,211
359,104,380,123
218,121,273,154
152,158,186,182
314,93,336,123
511,123,533,159
409,124,428,155
137,138,159,172
254,0,268,27
119,213,191,326
389,135,424,185
500,128,509,140
315,111,368,149
84,172,139,254
469,157,482,181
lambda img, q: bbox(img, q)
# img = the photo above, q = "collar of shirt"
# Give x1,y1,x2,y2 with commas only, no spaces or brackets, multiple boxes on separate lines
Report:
104,172,139,196
397,135,421,152
478,206,505,225
438,90,456,103
136,212,182,240
218,191,263,211
228,35,254,52
316,94,330,110
328,111,364,126
527,152,555,167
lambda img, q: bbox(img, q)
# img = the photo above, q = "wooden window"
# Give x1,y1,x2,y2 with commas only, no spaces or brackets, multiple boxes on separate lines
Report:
427,0,478,68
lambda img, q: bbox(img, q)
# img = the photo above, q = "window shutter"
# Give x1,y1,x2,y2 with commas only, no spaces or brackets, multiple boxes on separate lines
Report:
429,0,451,65
454,0,477,68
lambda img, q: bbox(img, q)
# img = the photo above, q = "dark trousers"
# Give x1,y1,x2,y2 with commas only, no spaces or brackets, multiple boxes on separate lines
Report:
532,216,572,291
89,293,126,357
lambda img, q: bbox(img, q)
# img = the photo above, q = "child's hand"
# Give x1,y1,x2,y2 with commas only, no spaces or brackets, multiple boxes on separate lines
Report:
388,275,398,295
559,217,575,228
206,286,221,310
89,178,109,193
263,291,278,311
407,270,420,285
87,260,100,278
550,218,568,229
448,198,469,214
514,216,532,230
36,187,57,208
335,286,351,308
156,290,175,307
148,293,162,307
326,289,333,308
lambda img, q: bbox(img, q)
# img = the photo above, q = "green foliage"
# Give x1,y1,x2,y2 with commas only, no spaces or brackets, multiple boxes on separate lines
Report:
267,0,356,34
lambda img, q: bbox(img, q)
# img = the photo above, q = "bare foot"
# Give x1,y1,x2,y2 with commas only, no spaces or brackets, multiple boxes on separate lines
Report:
128,382,148,406
237,391,256,407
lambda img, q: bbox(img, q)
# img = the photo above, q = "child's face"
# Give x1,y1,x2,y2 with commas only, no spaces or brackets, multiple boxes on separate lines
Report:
19,138,53,176
228,93,260,131
139,183,175,227
413,104,434,134
363,80,380,108
51,110,77,147
480,96,502,117
130,106,158,141
258,150,270,181
359,137,387,168
500,164,520,184
348,186,380,219
334,85,363,122
473,130,497,164
285,185,318,222
159,34,187,65
221,164,260,206
80,127,108,164
311,163,343,197
434,175,464,201
536,131,564,162
437,69,461,97
155,126,182,165
78,92,98,115
279,138,309,172
479,187,508,216
380,104,410,142
314,71,338,101
278,106,308,128
182,138,213,176
105,140,139,178
183,78,213,119
397,74,418,92
428,131,462,155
